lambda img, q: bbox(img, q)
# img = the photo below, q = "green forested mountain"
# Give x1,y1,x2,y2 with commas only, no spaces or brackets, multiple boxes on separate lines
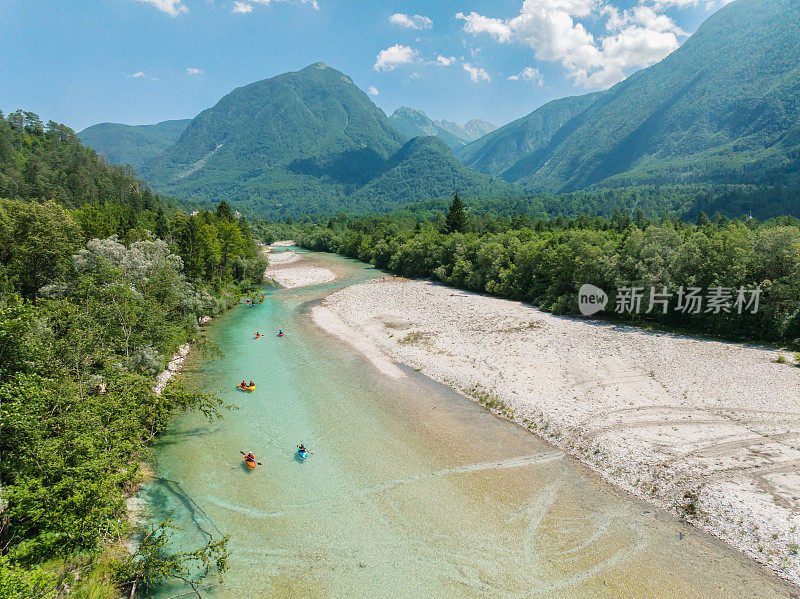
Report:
460,0,800,195
78,118,191,170
388,106,496,150
457,93,599,177
348,136,518,210
141,63,513,218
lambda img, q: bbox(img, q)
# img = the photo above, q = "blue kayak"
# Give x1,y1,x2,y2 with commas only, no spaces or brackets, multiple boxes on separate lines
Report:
297,448,309,461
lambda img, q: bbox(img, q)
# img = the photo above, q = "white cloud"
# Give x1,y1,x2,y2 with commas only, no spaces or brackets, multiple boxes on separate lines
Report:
508,66,544,85
433,55,489,83
127,71,147,78
186,67,203,75
649,0,698,7
456,0,686,88
462,62,490,82
136,0,187,16
368,85,379,95
374,44,418,71
389,13,433,30
233,0,319,12
455,11,513,42
232,1,253,12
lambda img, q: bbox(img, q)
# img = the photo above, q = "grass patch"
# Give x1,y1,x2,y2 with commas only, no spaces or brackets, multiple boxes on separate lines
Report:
399,331,431,345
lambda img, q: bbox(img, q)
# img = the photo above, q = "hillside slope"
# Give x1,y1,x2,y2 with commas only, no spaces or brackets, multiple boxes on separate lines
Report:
141,63,514,216
458,94,599,178
350,136,517,210
78,119,190,170
462,0,800,193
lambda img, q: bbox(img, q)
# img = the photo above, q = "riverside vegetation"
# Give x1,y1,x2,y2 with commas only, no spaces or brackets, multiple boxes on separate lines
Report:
0,110,266,597
298,197,800,348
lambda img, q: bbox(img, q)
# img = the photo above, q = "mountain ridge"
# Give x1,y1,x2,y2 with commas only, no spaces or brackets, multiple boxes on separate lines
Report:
388,106,496,150
78,118,191,170
139,63,514,216
459,0,800,193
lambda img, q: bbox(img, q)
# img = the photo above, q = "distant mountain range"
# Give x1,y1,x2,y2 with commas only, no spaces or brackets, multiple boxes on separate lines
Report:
388,106,496,151
138,63,515,216
458,0,800,193
77,0,800,219
78,119,190,170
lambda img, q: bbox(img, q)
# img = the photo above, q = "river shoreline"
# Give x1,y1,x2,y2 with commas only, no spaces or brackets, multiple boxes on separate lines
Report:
264,241,337,288
316,277,800,586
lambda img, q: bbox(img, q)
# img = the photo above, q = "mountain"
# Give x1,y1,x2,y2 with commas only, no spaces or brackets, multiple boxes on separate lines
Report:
349,136,517,209
462,119,497,140
459,0,800,193
388,107,465,150
457,93,600,178
388,106,497,150
78,119,190,170
141,63,513,217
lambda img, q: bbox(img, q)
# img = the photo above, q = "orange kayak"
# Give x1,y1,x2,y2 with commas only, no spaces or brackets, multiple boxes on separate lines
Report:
245,458,257,468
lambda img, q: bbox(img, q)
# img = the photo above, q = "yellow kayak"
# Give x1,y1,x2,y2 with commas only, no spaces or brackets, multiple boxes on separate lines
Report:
238,383,256,391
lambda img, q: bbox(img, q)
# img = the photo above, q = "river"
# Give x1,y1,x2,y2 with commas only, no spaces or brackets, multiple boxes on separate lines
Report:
144,249,795,598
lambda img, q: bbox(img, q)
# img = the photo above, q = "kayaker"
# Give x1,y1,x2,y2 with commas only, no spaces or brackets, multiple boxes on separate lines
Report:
241,380,246,387
245,452,255,461
297,444,307,453
249,380,254,387
278,330,284,336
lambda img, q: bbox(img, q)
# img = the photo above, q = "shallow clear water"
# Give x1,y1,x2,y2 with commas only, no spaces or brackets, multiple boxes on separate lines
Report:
144,250,795,598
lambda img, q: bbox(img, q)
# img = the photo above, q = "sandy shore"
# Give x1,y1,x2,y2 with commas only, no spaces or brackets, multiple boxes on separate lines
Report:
312,306,406,379
319,278,800,584
264,244,336,288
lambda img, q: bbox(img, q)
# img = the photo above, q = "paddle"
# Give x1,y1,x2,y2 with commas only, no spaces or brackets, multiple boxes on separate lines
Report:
240,451,262,465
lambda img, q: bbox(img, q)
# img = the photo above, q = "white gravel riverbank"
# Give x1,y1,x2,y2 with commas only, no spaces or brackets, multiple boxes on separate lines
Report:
318,277,800,585
264,243,336,288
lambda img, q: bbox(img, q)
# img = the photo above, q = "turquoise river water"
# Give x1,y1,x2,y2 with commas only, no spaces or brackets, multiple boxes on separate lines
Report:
144,249,796,598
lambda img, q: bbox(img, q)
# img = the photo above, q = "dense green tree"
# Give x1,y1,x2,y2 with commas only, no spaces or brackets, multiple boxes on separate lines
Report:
0,199,82,301
298,213,800,347
0,108,267,597
444,194,467,234
216,200,235,221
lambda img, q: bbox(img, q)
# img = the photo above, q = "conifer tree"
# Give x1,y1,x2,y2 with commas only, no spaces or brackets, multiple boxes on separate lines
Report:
444,193,466,234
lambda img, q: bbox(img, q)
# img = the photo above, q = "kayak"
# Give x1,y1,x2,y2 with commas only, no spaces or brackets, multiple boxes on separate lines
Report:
278,333,284,337
245,457,257,468
297,448,309,461
238,384,256,391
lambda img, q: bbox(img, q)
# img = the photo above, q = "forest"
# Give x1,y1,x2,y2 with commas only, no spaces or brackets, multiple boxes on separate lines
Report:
298,197,800,348
0,110,265,597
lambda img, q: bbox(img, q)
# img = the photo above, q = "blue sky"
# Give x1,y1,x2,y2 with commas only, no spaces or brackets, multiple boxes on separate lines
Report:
0,0,725,132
